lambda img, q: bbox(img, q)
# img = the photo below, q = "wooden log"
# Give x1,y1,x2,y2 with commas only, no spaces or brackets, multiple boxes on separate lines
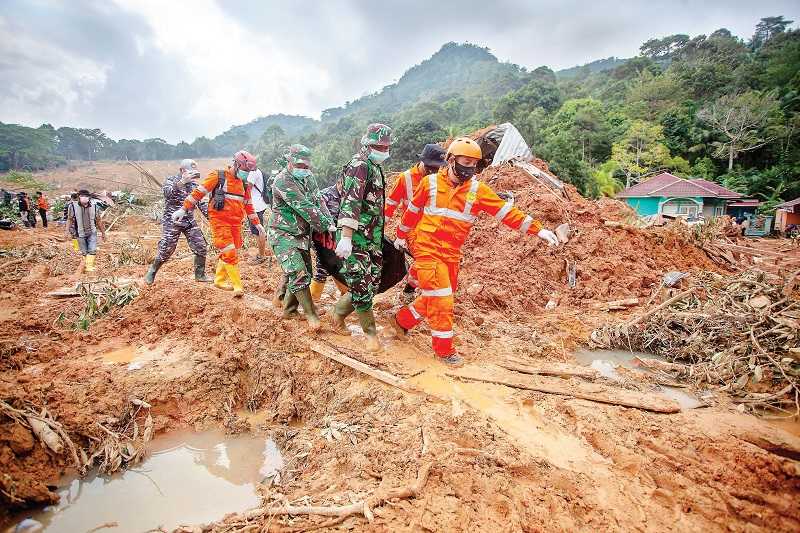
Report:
498,361,599,380
309,342,411,393
446,370,681,413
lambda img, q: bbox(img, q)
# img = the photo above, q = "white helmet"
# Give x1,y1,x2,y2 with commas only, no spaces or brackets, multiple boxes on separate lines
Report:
179,159,197,171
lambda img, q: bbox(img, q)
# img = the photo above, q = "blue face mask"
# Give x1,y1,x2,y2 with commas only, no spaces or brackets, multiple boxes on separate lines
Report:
291,168,311,179
368,149,390,163
236,169,249,180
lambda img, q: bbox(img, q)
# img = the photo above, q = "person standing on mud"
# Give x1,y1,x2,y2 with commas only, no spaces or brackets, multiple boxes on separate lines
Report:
389,137,560,365
309,182,350,301
172,150,263,297
67,189,107,273
35,191,49,228
385,143,447,303
268,144,336,330
17,193,31,228
144,159,212,285
246,167,270,265
331,123,392,352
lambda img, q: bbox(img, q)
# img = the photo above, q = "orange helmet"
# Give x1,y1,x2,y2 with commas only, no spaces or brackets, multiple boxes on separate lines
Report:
446,137,482,159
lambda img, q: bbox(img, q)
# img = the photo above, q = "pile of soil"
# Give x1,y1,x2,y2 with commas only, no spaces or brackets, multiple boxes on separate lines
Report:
458,164,721,313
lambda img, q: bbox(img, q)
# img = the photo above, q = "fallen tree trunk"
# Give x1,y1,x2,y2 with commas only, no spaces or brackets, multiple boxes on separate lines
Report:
309,342,412,393
498,361,599,380
447,370,681,413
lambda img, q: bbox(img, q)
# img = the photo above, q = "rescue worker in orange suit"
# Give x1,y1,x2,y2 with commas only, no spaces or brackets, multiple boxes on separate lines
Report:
390,137,560,365
172,150,264,297
385,144,447,302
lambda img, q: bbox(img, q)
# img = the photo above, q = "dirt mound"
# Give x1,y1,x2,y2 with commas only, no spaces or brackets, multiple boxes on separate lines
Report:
457,165,721,312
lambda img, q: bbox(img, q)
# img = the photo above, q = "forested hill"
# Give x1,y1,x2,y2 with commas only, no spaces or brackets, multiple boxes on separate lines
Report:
2,16,799,209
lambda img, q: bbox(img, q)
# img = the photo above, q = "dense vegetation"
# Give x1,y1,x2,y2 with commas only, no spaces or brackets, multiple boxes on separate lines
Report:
1,16,797,208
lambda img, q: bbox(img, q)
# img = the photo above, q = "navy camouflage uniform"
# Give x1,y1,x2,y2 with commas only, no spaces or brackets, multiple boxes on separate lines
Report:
156,174,208,263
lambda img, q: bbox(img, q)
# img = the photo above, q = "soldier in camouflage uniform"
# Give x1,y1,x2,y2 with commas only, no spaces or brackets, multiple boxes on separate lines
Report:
332,123,392,352
268,144,336,330
145,159,211,285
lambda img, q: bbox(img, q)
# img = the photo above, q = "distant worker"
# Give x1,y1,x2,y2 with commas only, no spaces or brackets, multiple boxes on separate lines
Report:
385,143,447,302
246,167,270,264
390,137,560,365
331,123,392,352
268,144,335,329
144,159,212,285
17,193,31,228
35,191,49,228
67,189,107,273
172,150,263,297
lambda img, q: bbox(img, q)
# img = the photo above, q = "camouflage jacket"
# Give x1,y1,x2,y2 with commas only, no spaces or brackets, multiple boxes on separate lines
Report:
162,174,207,226
268,169,334,250
336,152,385,249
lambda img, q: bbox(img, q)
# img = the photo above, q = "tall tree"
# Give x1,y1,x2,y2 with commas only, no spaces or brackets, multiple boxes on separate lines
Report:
750,16,794,51
610,120,672,186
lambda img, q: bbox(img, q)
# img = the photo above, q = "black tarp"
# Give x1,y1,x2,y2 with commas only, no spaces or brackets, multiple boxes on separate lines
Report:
313,236,408,294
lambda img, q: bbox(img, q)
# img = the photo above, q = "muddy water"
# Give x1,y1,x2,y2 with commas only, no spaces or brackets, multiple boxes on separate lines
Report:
6,430,282,533
573,348,703,410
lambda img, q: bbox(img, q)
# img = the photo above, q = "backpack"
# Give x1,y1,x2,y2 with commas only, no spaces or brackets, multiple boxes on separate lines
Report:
251,169,271,207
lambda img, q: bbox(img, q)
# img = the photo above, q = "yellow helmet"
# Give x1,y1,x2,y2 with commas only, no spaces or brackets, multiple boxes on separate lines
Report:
446,137,482,159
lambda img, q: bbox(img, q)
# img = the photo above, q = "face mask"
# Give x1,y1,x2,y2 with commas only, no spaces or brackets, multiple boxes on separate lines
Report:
368,149,390,163
79,196,90,205
291,168,311,178
452,161,476,182
236,169,249,180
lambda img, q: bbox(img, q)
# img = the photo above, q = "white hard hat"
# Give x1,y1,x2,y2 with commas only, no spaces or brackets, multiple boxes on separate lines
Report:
180,159,197,171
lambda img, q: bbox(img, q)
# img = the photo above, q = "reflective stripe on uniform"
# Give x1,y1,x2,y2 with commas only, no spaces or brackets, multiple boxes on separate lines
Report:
408,304,421,320
431,329,454,339
424,206,476,223
398,224,411,233
386,198,399,206
225,194,244,202
494,200,514,222
403,170,414,201
461,179,479,215
407,204,420,214
219,243,235,252
197,184,209,195
421,287,453,297
520,215,533,234
186,195,198,205
424,176,478,223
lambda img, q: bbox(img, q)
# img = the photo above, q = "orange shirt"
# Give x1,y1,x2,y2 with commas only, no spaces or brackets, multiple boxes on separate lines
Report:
184,168,257,226
37,196,49,209
397,168,543,263
385,163,425,218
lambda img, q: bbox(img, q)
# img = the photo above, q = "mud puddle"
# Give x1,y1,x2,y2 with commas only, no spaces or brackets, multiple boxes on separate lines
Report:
6,430,282,533
573,348,703,410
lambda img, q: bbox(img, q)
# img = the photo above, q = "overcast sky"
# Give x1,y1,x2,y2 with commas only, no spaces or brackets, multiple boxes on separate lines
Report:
2,0,798,143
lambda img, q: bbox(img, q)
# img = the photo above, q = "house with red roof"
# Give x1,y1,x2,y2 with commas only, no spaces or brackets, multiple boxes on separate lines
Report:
775,197,800,233
616,172,742,218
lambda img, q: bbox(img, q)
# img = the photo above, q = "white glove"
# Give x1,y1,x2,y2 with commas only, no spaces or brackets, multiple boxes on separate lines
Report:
171,208,187,223
537,228,559,247
335,236,353,259
327,224,337,233
255,224,266,237
394,237,407,250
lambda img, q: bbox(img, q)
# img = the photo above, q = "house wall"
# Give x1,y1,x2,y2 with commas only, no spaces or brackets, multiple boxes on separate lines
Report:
776,209,800,232
660,197,703,217
624,197,660,216
702,199,727,219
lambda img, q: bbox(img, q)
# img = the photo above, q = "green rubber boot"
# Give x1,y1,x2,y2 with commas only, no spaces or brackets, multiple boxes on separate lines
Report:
295,287,322,331
144,258,164,285
193,254,212,282
331,292,354,334
282,291,300,319
356,309,381,352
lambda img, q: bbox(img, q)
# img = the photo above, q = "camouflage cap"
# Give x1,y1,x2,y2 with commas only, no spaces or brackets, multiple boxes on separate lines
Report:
360,123,392,147
286,144,312,165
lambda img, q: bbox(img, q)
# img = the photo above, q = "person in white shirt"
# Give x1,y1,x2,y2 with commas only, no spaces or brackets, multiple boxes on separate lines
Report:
247,168,270,264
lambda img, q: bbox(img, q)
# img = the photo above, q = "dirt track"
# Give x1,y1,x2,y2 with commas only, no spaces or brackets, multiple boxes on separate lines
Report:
1,163,799,531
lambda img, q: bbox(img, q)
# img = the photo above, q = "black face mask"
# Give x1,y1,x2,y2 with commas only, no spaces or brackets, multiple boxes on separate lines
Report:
452,161,476,182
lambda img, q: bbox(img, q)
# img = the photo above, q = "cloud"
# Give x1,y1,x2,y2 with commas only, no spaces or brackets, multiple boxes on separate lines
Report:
1,0,799,143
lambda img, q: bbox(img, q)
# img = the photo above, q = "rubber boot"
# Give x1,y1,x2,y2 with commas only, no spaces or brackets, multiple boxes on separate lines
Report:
272,275,288,308
356,309,381,352
85,254,96,273
309,280,325,302
295,287,321,331
72,239,79,252
331,292,354,334
225,263,244,297
282,291,299,318
214,260,232,291
193,254,212,282
144,257,164,285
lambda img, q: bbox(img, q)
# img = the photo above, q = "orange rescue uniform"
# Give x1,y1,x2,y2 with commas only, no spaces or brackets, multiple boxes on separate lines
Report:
183,168,258,265
395,168,543,357
37,196,49,210
385,163,426,257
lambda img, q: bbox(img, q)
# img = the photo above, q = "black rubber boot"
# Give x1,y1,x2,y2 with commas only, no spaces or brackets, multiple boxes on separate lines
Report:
356,309,381,352
282,291,300,319
331,293,354,334
194,254,212,282
144,258,164,285
295,287,322,331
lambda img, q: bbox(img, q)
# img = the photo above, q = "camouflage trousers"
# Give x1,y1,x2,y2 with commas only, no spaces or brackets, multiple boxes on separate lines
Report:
341,244,382,312
156,220,207,263
271,239,313,293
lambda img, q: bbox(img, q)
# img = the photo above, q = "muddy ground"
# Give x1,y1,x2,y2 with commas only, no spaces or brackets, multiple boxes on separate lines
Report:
1,166,799,532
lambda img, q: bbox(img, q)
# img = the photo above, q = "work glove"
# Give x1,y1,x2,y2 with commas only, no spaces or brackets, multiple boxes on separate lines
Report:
327,224,337,233
179,170,200,185
393,237,407,250
171,208,187,223
335,236,353,259
537,228,559,247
